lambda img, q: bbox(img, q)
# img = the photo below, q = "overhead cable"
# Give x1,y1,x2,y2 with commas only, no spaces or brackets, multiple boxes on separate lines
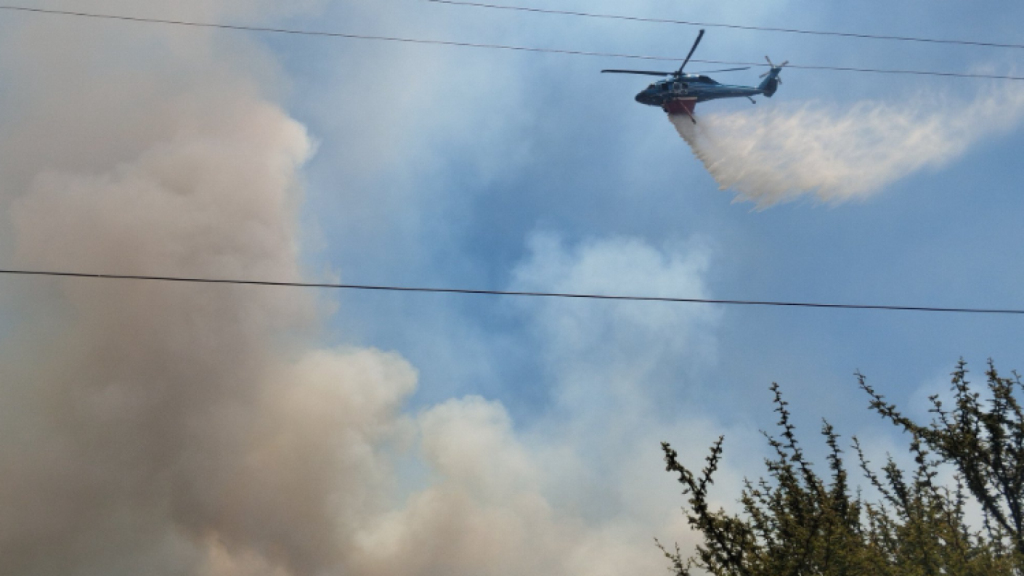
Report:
0,5,1022,81
1,269,1022,316
426,0,1024,51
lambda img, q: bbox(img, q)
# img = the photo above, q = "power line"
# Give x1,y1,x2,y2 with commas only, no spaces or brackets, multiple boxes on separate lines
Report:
1,5,1022,82
426,0,1024,51
1,269,1022,316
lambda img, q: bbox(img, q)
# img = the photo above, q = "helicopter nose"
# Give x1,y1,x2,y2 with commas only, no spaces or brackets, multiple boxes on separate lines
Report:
635,91,650,104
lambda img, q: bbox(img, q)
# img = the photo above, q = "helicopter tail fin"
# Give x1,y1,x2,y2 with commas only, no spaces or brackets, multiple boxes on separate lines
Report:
757,57,787,97
758,67,782,97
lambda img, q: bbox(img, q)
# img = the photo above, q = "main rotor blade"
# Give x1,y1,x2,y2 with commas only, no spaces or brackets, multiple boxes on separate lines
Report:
677,28,705,74
601,69,672,76
692,67,750,74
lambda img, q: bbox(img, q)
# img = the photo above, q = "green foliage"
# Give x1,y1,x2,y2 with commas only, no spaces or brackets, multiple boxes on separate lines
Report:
660,362,1024,576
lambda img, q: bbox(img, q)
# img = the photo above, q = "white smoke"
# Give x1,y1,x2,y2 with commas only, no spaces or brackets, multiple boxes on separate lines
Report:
0,4,733,576
672,84,1024,207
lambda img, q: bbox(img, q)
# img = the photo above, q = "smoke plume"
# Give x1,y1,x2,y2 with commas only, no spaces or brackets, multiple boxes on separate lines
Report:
0,5,410,575
0,4,710,576
671,85,1024,207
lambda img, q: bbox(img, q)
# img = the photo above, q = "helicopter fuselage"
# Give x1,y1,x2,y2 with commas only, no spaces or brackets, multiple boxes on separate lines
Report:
602,29,786,121
634,74,771,114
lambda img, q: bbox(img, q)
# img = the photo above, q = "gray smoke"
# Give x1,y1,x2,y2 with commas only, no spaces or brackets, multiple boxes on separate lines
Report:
671,85,1024,207
0,5,414,575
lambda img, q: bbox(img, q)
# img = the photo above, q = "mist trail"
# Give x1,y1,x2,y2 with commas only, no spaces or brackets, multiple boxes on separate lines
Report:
671,86,1024,207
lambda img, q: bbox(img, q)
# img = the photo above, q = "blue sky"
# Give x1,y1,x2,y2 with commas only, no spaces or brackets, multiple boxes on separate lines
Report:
280,0,1024,420
1,1,1023,574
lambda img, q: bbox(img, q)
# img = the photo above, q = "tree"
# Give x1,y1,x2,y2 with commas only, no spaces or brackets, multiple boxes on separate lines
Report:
659,361,1024,576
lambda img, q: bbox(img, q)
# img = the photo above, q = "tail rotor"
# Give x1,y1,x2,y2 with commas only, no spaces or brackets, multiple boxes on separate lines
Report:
760,56,788,83
757,56,787,97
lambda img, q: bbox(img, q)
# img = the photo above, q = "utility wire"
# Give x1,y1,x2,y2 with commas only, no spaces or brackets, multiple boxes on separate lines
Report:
1,269,1022,316
0,5,1022,81
426,0,1024,51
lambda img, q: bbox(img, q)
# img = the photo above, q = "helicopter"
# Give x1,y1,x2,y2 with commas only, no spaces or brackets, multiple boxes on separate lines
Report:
602,29,786,123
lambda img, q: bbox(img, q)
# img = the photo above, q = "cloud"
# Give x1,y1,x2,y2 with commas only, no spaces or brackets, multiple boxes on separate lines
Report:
350,395,712,576
672,82,1024,206
511,233,719,411
346,235,734,576
507,233,744,519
